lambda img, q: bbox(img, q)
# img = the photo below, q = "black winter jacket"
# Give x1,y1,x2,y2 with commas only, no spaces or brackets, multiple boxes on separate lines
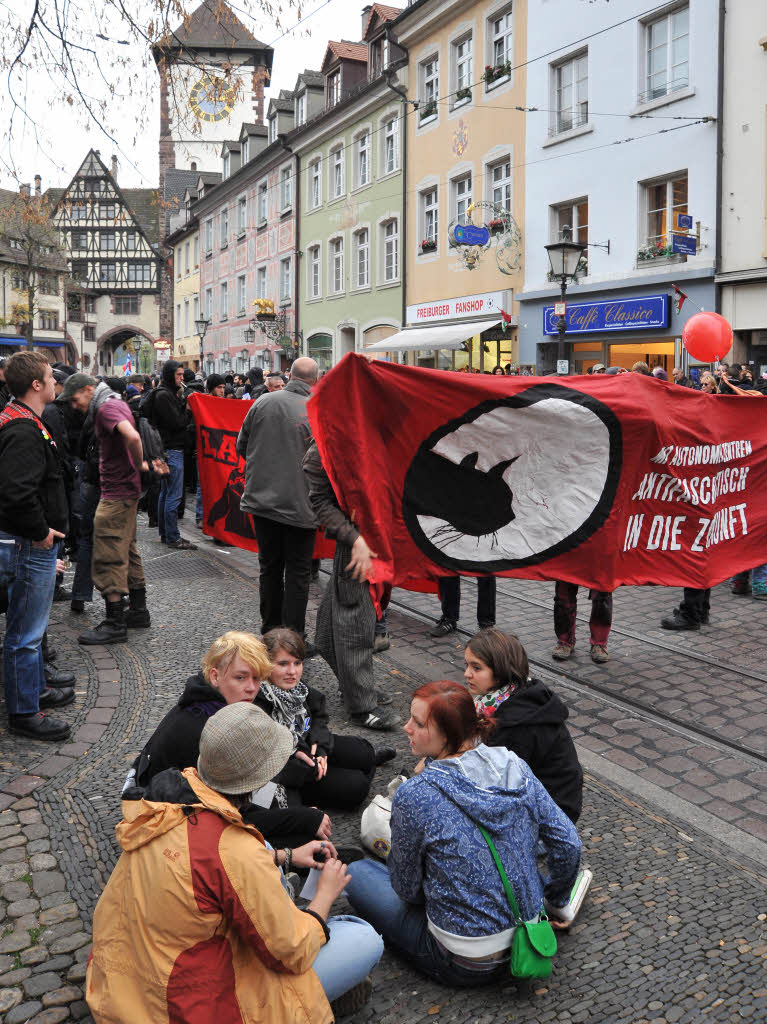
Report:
255,686,334,791
0,404,68,542
152,385,189,450
136,673,324,844
485,679,583,823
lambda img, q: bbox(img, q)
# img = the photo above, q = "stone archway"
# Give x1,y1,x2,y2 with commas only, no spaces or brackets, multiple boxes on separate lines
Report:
97,325,157,374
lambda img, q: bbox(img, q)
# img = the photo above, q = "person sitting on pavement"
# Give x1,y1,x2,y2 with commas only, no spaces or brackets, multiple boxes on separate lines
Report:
344,681,582,986
128,630,334,849
464,628,583,823
259,629,396,811
88,702,384,1023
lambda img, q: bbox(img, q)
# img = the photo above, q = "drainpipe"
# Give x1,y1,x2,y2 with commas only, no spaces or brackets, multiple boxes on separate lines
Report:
384,40,410,345
278,135,302,364
714,0,725,318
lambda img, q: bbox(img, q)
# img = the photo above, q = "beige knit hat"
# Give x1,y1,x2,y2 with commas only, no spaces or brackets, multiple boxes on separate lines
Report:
197,703,294,795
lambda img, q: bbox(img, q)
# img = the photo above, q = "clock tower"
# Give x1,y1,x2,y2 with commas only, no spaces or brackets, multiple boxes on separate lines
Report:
153,0,273,181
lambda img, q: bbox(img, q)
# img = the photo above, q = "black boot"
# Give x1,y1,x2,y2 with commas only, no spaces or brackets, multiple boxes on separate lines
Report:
126,587,151,628
660,607,700,631
78,599,129,645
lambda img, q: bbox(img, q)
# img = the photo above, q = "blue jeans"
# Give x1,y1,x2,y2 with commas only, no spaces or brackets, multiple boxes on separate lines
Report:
346,860,506,987
312,915,384,1002
0,532,57,715
72,480,99,602
158,448,184,544
195,480,203,523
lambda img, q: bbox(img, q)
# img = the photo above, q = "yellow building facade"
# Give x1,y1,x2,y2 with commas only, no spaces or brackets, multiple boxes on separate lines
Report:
170,220,201,369
394,0,527,370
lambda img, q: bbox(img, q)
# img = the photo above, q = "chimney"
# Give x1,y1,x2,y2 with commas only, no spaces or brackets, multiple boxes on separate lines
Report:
34,174,41,196
111,155,118,181
361,4,372,35
19,183,29,197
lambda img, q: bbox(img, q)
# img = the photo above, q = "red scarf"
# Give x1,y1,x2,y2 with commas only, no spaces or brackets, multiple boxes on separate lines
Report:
0,401,56,447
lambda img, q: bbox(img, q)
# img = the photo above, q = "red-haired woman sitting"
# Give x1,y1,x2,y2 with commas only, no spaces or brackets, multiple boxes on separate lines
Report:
346,681,582,986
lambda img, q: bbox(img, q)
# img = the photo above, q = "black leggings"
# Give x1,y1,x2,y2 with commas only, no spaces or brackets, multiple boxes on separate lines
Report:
300,734,376,810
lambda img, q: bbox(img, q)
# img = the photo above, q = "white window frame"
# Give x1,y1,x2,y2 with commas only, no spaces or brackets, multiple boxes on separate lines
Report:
257,182,268,225
237,195,247,235
268,117,277,143
279,257,292,302
453,173,472,224
256,265,267,299
242,137,250,164
308,245,321,299
644,5,689,103
310,160,322,208
328,71,341,107
419,55,439,124
193,235,199,268
382,116,399,174
642,173,688,249
354,228,369,288
184,241,190,274
296,93,306,125
280,166,293,211
356,131,370,188
204,218,213,254
382,219,399,283
331,147,345,200
220,281,228,321
329,235,344,294
488,158,511,212
175,303,181,335
553,51,588,135
223,152,230,179
421,187,439,249
220,206,229,248
193,295,199,324
487,5,513,84
204,287,213,320
237,274,246,315
453,35,473,106
184,298,190,336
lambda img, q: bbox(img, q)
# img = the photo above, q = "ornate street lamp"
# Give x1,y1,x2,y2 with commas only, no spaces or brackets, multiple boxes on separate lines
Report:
243,325,256,346
544,225,587,367
194,316,210,376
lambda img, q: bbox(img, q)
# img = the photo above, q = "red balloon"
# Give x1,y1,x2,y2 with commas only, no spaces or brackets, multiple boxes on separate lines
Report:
682,312,732,362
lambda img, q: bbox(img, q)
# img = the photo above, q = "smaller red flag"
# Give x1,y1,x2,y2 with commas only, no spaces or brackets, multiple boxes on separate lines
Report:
671,284,687,315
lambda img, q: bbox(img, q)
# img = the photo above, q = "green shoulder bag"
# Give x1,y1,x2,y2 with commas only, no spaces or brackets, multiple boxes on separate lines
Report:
478,825,557,979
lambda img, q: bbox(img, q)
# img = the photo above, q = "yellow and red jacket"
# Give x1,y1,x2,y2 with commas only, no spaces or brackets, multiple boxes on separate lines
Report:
86,768,332,1024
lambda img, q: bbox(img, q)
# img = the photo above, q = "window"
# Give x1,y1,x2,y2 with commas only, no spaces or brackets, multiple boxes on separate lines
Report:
39,273,58,295
383,219,399,281
645,174,687,247
310,161,322,208
371,37,389,79
257,266,267,299
420,57,439,121
330,237,344,293
281,167,293,210
280,257,292,301
237,196,247,234
11,271,24,290
100,231,116,252
83,325,96,342
269,117,277,143
184,241,190,274
553,198,588,245
100,261,116,284
72,260,88,284
114,296,139,315
220,281,228,320
308,246,321,298
296,93,306,125
205,287,213,320
204,218,213,254
383,117,398,174
40,310,58,331
454,174,472,224
127,262,153,285
220,207,229,247
490,7,513,70
184,298,190,336
454,36,472,99
258,182,268,224
242,137,250,164
332,148,345,199
328,71,341,107
70,202,87,222
237,274,246,314
193,236,199,267
422,187,439,245
101,203,116,221
554,52,588,133
223,152,230,179
489,159,511,211
176,304,181,335
355,229,369,287
85,295,96,313
356,132,370,187
645,6,689,101
125,230,138,253
193,296,199,326
71,230,88,250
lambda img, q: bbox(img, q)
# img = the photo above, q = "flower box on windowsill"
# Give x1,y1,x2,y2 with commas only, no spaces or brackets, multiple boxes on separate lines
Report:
636,242,686,265
483,62,511,85
420,239,437,254
488,219,505,236
419,101,437,121
455,87,472,104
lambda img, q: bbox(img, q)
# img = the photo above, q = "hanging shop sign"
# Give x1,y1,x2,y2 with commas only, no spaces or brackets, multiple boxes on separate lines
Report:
408,290,509,326
672,234,697,256
543,294,669,336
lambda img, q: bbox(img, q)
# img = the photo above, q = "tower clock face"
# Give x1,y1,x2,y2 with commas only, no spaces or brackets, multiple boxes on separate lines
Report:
189,75,236,123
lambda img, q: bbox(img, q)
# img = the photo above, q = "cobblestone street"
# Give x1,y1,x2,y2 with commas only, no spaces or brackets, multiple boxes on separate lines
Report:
0,519,766,1023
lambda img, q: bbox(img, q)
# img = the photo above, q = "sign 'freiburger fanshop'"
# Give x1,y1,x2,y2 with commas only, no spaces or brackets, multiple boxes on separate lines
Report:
406,290,509,325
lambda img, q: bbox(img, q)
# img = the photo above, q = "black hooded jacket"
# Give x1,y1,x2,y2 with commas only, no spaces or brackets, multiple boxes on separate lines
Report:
152,360,189,450
485,679,583,823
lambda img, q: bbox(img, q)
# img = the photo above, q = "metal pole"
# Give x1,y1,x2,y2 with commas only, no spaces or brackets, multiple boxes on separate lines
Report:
557,278,567,364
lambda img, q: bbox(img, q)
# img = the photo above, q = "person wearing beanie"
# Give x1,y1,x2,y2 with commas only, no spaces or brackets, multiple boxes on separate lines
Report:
87,701,384,1022
152,360,196,550
205,373,225,397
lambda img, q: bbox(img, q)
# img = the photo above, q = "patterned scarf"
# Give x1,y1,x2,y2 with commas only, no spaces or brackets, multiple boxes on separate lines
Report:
258,681,310,749
473,684,513,720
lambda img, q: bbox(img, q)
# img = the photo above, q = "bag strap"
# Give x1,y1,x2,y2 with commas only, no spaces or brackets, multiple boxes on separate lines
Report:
478,824,523,925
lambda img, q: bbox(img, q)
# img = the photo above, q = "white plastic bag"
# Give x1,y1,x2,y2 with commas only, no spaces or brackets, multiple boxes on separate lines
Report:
359,775,408,859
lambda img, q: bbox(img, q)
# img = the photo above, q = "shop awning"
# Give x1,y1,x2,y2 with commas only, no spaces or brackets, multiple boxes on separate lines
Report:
364,318,503,352
0,336,67,349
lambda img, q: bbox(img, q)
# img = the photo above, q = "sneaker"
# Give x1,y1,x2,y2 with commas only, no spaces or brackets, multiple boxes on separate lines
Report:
8,712,71,741
167,539,197,550
330,976,372,1019
375,688,393,706
660,609,699,631
350,707,398,731
551,642,573,660
430,617,457,638
590,644,609,664
545,868,593,930
44,664,76,688
373,633,391,653
70,599,85,614
374,745,397,766
39,686,75,709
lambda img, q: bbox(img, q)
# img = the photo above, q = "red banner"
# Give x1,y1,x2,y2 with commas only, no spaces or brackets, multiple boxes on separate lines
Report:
307,355,767,591
187,393,334,557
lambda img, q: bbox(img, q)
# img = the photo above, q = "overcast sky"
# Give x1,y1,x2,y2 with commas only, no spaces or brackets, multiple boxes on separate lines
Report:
0,0,369,192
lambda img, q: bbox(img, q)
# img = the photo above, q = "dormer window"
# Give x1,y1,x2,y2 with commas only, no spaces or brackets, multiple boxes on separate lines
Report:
223,152,230,179
242,138,250,164
296,93,306,125
328,71,341,107
269,118,277,143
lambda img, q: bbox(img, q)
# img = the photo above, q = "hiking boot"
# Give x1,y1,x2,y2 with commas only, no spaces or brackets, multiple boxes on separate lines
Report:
430,617,457,638
660,608,700,631
551,642,573,660
70,599,85,614
167,538,196,550
373,633,391,653
79,600,128,645
53,585,72,603
350,707,398,731
126,587,151,628
731,581,751,596
39,686,75,709
44,664,76,688
374,745,397,766
331,977,373,1019
590,644,609,664
8,712,71,741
